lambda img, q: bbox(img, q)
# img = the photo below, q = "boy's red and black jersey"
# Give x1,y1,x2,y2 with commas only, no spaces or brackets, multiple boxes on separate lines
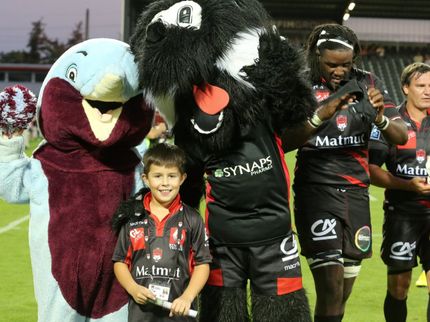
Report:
187,117,292,247
295,68,401,188
369,102,430,213
112,192,211,302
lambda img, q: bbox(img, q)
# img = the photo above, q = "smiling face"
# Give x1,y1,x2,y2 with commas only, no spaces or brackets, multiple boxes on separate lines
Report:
318,48,354,91
403,71,430,112
143,164,187,208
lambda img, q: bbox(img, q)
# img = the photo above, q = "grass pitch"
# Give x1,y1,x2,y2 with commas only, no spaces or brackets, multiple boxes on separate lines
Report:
0,143,427,321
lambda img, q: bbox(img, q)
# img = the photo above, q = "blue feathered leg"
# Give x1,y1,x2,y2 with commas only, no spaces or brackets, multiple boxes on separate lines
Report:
251,288,312,322
199,285,249,322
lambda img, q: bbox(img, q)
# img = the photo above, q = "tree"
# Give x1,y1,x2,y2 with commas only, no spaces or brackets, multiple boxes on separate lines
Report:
0,50,29,63
26,20,48,63
67,22,84,47
0,19,84,64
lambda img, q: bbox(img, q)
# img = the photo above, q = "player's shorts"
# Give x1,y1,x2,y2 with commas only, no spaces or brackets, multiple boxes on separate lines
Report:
206,233,303,296
381,203,430,272
294,184,372,262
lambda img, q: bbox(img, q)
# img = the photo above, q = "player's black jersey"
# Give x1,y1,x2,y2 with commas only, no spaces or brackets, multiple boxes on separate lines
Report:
295,68,400,188
186,117,292,247
369,103,430,213
112,193,212,302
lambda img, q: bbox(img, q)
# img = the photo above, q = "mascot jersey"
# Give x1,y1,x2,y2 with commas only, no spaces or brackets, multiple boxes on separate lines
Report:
179,116,292,247
0,39,153,322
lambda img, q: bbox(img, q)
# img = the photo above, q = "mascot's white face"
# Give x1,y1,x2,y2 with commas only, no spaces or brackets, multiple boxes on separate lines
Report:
150,1,203,30
131,0,269,138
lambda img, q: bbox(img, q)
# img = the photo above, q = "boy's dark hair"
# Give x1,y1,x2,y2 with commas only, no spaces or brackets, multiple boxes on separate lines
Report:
143,143,187,175
400,62,430,88
306,23,361,83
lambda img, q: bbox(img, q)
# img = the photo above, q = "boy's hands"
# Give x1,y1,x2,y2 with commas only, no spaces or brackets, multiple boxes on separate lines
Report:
130,284,156,305
169,294,193,317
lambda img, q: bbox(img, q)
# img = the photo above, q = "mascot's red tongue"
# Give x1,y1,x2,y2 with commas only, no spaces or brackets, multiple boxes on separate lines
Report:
193,83,229,115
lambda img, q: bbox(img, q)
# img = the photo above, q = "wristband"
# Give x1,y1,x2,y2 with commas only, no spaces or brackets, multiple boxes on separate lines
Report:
375,115,390,131
308,112,323,128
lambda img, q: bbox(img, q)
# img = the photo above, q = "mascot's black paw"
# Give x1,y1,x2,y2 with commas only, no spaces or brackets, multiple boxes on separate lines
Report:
251,288,312,322
200,285,249,322
111,187,150,233
242,30,316,131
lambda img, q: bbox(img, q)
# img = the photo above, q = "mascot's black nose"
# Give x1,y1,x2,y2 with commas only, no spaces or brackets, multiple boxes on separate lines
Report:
146,21,167,44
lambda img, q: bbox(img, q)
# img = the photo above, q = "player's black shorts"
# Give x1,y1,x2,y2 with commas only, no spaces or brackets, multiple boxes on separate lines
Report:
381,203,430,272
206,233,304,296
294,184,372,261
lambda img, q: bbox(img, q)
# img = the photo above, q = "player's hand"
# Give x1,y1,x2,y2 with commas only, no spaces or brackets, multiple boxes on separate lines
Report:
408,177,430,195
367,87,385,122
316,93,353,121
130,284,156,305
169,294,192,317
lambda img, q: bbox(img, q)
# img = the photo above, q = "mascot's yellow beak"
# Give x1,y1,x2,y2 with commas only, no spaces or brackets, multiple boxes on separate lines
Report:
91,74,125,102
82,73,125,141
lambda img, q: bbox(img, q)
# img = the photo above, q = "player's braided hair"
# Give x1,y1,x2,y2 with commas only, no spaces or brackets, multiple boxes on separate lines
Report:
306,23,361,83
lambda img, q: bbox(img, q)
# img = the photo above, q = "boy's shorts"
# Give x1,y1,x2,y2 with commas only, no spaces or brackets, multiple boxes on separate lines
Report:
207,233,303,296
381,205,430,272
294,185,372,262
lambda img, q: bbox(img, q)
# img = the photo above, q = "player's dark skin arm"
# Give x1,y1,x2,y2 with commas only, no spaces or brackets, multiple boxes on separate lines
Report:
282,94,351,152
282,88,408,151
369,88,408,145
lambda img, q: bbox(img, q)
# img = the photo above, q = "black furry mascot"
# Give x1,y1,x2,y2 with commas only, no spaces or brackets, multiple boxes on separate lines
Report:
131,1,315,321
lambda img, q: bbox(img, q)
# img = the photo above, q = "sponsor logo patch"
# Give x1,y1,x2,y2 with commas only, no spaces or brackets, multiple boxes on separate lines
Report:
416,149,426,164
355,226,371,252
370,126,381,140
280,235,299,262
213,156,273,178
169,227,186,250
152,247,163,263
130,228,145,250
311,219,337,241
389,241,416,261
315,89,331,102
336,115,348,132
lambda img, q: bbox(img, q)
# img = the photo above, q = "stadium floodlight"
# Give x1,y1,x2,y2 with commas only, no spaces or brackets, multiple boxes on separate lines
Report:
348,2,356,11
343,12,350,21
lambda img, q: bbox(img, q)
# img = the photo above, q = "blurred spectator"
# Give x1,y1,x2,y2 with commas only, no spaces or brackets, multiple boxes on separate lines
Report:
413,52,424,63
146,111,172,145
376,45,386,57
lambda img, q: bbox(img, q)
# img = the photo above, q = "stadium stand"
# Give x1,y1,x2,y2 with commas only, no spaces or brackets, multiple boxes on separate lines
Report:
360,44,429,105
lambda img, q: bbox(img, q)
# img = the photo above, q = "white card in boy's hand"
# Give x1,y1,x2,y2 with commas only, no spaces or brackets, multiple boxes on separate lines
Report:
149,283,170,301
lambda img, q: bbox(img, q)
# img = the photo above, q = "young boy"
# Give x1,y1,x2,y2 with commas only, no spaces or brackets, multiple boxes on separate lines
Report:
112,143,211,321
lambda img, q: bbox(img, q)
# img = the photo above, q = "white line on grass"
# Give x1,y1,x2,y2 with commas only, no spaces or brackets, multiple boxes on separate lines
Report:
0,215,29,234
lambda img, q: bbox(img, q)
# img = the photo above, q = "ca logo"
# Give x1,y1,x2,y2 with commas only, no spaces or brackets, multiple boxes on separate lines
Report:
280,235,299,262
389,241,415,261
311,219,337,241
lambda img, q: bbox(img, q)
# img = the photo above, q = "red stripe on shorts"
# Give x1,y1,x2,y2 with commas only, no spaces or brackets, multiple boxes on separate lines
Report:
277,277,303,295
207,268,224,287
